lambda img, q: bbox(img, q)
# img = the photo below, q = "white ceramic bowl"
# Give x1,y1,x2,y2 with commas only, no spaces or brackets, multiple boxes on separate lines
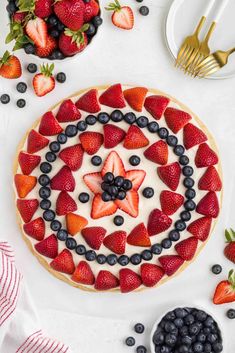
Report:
150,304,226,353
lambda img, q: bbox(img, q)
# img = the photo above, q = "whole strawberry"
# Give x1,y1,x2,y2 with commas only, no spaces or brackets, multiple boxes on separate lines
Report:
224,229,235,264
213,270,235,304
0,51,22,79
54,0,85,31
84,0,99,22
33,63,55,97
59,26,88,56
35,0,53,18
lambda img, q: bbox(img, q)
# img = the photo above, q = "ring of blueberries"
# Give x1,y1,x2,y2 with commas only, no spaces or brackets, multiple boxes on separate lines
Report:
37,109,196,266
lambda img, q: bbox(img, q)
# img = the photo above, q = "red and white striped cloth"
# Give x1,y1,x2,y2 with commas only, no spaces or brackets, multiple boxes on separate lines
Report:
0,241,70,353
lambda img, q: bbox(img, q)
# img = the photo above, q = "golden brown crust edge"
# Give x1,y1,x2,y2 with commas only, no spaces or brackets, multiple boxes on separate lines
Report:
13,85,223,293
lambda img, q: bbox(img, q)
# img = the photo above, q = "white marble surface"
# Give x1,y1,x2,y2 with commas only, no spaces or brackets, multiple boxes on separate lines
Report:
0,0,235,352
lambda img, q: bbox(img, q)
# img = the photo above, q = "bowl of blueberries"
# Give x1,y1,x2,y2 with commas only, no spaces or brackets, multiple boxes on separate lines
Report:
150,306,224,353
5,0,103,62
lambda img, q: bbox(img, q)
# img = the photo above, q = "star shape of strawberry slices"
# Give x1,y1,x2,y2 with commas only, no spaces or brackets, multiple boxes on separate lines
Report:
83,151,146,219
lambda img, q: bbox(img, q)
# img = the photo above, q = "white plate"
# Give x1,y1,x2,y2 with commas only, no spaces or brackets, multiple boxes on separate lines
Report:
165,0,235,79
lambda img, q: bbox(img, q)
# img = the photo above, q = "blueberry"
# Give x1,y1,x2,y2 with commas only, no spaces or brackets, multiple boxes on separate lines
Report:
40,162,52,174
141,250,153,261
178,345,189,353
86,115,97,125
153,332,164,345
174,145,185,156
124,112,136,124
57,133,67,144
39,186,51,199
151,243,162,254
179,326,189,336
165,322,176,333
102,192,112,202
189,323,200,336
158,127,168,139
0,94,10,104
103,172,114,184
114,215,124,226
65,124,77,137
49,141,60,153
185,189,196,199
27,63,37,73
204,316,214,328
184,314,195,325
97,112,110,124
179,155,189,165
139,5,149,16
93,16,103,27
136,116,148,128
193,342,203,352
6,2,18,15
227,308,235,319
167,135,178,147
129,155,141,166
184,178,195,188
50,49,64,60
165,333,177,346
91,155,102,166
111,110,123,122
43,210,55,221
207,333,218,344
204,343,212,352
125,337,135,346
161,238,172,249
77,120,87,131
108,185,118,196
175,308,188,318
16,82,27,93
57,229,68,241
184,200,196,211
136,0,144,2
50,220,61,231
159,346,170,353
118,255,129,266
24,43,35,54
46,152,56,162
78,192,90,203
147,121,159,132
136,346,147,353
47,14,58,26
86,23,96,35
169,230,180,241
134,323,145,334
180,211,191,222
97,254,106,264
57,21,65,31
165,311,176,321
130,254,141,265
106,254,117,266
142,187,154,198
49,29,60,38
75,244,86,255
114,176,124,187
212,342,223,352
175,220,186,232
197,333,206,343
183,166,194,177
40,199,51,210
56,72,66,83
85,250,96,261
123,179,132,190
211,264,222,275
38,174,50,186
66,237,77,250
17,99,26,108
115,190,125,199
174,318,184,328
195,310,207,322
101,182,109,191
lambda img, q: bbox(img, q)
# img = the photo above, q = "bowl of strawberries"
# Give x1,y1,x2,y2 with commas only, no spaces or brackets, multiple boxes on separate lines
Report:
5,0,103,61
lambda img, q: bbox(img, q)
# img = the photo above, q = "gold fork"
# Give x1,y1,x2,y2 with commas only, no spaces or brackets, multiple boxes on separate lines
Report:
195,47,235,77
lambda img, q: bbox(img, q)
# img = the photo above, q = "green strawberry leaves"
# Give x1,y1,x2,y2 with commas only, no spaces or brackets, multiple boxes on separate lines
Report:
40,63,55,77
5,20,32,51
225,228,235,243
105,0,122,12
64,24,89,46
228,269,235,289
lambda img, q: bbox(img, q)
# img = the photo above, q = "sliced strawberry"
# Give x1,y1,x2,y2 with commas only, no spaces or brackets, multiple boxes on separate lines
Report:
198,166,222,192
17,199,39,223
127,223,151,247
123,87,148,112
75,89,101,113
147,209,172,236
99,84,126,108
101,151,125,177
115,190,139,218
107,3,134,30
18,152,41,175
140,264,165,287
91,194,117,219
25,17,47,48
56,191,77,216
83,172,103,194
175,237,198,261
72,261,95,285
95,270,119,291
187,217,212,241
183,123,207,150
213,270,235,305
35,234,58,259
81,226,107,250
144,140,168,165
123,125,149,149
66,213,88,236
33,64,55,97
157,162,181,191
195,143,218,168
196,191,219,218
39,111,63,136
119,269,142,293
79,131,103,155
160,190,184,216
159,255,184,276
50,166,75,192
36,35,56,58
15,174,37,198
56,99,81,122
0,51,22,79
50,249,75,275
224,237,235,264
144,95,170,120
23,217,45,241
59,144,84,171
103,231,127,254
125,170,146,190
103,124,126,148
27,129,49,154
164,107,192,133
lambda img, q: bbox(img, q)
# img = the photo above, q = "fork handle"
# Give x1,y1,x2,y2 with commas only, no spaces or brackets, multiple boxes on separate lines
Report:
213,0,230,23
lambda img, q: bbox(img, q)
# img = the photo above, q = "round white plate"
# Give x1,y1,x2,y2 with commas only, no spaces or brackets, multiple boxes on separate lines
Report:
165,0,235,79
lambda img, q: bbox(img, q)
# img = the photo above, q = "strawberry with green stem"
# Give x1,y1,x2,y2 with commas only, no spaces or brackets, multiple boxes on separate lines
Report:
213,270,235,304
33,63,55,97
0,51,22,79
59,25,89,56
105,0,134,30
224,229,235,264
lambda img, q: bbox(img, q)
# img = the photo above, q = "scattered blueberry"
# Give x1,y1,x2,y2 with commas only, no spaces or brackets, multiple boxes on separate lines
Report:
179,155,189,165
66,237,77,250
158,127,168,139
123,179,132,190
142,187,154,198
97,254,106,264
148,121,159,132
106,254,117,266
167,135,178,146
169,230,180,241
78,192,90,203
134,323,145,334
125,337,135,347
86,115,97,125
151,243,162,254
56,72,66,83
39,186,51,199
40,199,51,210
27,63,37,73
77,120,87,131
98,112,110,124
43,210,55,221
65,124,77,137
184,200,196,211
57,229,68,241
185,188,196,199
46,152,56,162
183,177,195,188
38,174,50,186
183,166,194,177
40,162,52,174
180,211,191,222
85,250,96,261
75,244,86,255
175,220,186,231
91,155,102,166
139,6,149,16
227,309,235,319
16,82,27,93
124,112,136,124
130,254,141,265
57,133,67,144
129,155,141,166
136,346,147,353
174,145,185,156
51,220,61,231
111,110,123,122
49,141,60,153
118,255,129,266
137,116,148,128
17,99,26,108
0,94,10,104
211,264,222,275
161,238,172,248
114,215,124,226
141,249,153,261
